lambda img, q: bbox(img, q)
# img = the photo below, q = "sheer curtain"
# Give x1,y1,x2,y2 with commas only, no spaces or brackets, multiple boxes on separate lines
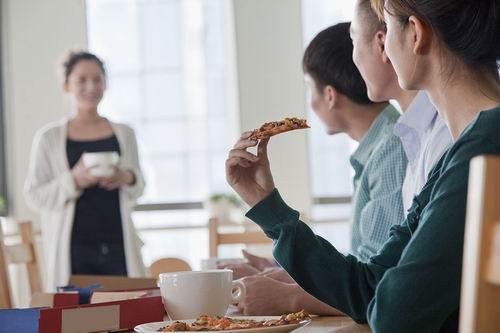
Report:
86,0,235,268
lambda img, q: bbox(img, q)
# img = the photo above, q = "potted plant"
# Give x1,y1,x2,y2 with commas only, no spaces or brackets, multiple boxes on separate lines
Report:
205,193,242,224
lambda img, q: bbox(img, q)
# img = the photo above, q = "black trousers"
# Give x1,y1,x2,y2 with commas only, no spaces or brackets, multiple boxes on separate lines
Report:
71,241,128,276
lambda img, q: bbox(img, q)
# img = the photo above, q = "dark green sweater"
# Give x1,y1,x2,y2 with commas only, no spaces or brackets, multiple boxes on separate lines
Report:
246,106,500,333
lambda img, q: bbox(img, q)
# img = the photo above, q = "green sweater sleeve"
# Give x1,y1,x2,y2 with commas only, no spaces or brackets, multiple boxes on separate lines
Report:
246,187,418,323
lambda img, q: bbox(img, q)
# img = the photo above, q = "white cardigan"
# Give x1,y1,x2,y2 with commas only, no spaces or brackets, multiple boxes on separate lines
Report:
24,118,146,291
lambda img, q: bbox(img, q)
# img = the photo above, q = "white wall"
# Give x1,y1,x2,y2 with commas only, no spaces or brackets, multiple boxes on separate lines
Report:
232,0,312,218
1,0,87,306
2,0,87,223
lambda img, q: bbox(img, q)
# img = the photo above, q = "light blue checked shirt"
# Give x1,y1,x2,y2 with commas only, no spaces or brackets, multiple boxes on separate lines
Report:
350,104,407,261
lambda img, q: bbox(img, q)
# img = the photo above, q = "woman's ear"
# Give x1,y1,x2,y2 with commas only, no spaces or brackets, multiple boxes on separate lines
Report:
408,15,431,56
375,30,391,64
324,85,338,109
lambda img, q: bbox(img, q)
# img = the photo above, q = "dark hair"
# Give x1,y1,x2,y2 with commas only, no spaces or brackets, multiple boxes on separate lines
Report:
382,0,500,69
60,50,106,82
303,23,373,105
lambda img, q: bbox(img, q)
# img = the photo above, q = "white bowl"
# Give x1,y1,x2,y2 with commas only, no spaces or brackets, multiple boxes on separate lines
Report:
82,152,119,177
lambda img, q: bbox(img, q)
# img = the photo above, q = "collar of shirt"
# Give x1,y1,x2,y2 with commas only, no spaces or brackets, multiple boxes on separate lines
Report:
393,91,438,163
350,104,399,178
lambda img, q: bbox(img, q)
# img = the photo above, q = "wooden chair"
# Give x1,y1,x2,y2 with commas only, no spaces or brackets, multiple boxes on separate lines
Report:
148,258,192,278
208,217,272,257
0,223,10,308
460,155,500,333
0,221,42,308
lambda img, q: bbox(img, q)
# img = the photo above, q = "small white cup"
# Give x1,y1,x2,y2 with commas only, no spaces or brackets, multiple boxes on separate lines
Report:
158,270,246,320
82,152,119,177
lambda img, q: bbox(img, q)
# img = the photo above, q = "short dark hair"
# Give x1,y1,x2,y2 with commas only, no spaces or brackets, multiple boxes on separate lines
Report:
60,50,106,82
302,22,373,105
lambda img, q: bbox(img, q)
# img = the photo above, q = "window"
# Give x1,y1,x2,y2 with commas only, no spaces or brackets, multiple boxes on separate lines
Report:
87,0,358,266
302,0,357,222
86,0,234,267
87,0,230,204
301,0,357,253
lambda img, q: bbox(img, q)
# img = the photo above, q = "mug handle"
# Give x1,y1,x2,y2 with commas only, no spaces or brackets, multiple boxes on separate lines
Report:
231,280,246,304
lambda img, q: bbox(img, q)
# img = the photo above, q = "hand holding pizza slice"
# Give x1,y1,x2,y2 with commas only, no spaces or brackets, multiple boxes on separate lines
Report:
249,117,310,140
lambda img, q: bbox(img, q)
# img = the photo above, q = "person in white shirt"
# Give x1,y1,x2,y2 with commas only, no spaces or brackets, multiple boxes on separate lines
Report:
393,91,452,214
349,0,452,212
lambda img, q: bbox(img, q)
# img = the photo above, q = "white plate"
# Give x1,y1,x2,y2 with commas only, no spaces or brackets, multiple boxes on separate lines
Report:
134,316,311,333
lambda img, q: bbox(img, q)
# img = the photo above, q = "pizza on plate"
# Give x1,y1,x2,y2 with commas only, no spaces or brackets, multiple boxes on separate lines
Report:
157,310,311,332
249,117,309,140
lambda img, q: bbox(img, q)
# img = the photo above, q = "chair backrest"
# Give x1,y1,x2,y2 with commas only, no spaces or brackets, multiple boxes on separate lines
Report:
0,221,42,308
148,258,192,278
460,155,500,333
208,217,272,257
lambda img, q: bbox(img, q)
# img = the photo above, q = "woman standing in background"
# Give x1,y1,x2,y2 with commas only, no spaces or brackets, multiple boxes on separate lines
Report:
25,51,145,290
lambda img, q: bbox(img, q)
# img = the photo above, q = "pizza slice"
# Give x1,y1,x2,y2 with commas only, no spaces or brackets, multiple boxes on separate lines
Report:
249,117,310,140
157,310,311,331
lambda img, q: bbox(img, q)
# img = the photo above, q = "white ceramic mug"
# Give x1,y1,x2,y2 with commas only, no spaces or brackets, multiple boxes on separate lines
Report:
82,151,119,177
158,270,246,320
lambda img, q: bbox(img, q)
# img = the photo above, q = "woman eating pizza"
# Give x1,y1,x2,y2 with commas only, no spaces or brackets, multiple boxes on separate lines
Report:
225,0,500,331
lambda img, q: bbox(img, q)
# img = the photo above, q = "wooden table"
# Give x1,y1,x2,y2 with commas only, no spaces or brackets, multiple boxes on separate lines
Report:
298,316,371,332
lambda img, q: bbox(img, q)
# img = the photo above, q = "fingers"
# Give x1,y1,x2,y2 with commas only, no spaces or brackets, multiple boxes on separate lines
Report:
257,138,270,157
227,136,260,171
226,157,252,169
98,180,112,187
240,131,254,140
233,138,258,150
84,173,99,184
233,131,258,150
242,250,259,262
98,176,113,182
98,175,120,190
237,302,245,314
229,149,258,162
217,263,234,270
